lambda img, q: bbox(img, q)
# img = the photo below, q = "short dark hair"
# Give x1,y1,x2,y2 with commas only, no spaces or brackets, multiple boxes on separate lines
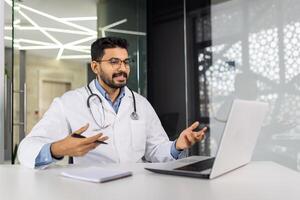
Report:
91,37,129,61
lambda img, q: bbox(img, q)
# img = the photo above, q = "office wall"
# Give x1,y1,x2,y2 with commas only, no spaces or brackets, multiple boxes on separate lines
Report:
9,53,87,149
0,0,4,163
21,55,87,134
209,0,300,170
147,0,187,140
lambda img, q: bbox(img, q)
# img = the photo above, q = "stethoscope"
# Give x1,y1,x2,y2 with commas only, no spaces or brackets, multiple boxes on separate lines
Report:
86,81,139,130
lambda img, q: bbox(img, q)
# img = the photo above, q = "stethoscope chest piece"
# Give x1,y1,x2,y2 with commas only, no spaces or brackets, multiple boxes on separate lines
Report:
130,111,139,120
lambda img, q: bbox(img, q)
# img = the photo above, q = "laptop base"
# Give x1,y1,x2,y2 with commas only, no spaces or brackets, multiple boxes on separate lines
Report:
145,167,211,179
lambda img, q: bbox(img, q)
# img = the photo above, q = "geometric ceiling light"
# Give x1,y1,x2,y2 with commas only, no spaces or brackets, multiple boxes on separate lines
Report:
99,18,147,37
4,0,96,60
4,0,146,60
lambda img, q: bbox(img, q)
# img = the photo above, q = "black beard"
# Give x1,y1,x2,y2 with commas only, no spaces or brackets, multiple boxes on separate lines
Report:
99,72,128,89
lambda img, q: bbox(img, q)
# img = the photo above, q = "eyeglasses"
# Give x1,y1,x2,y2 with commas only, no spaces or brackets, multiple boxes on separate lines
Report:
96,57,134,69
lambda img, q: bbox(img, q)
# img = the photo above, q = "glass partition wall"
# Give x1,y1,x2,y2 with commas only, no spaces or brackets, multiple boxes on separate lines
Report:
97,0,147,96
4,0,95,163
3,0,146,164
186,0,300,170
0,0,6,163
3,0,13,163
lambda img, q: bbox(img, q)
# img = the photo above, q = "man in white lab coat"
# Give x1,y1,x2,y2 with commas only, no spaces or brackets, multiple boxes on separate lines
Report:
18,37,206,168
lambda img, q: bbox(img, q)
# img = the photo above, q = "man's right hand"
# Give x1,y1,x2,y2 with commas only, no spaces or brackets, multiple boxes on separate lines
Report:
50,124,108,158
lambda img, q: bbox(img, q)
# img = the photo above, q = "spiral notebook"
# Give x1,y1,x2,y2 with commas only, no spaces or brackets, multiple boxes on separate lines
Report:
61,167,132,183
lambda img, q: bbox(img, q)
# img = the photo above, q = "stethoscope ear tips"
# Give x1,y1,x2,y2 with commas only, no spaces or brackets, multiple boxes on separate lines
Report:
130,112,139,120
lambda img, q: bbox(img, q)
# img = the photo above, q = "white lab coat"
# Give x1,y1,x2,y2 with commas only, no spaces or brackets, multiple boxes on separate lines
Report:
18,80,179,168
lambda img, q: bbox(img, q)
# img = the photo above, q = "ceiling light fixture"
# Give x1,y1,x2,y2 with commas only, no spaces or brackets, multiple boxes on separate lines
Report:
98,19,146,37
105,28,146,36
99,19,127,37
5,0,93,60
19,46,60,50
60,17,97,21
4,0,146,61
60,55,90,59
17,2,96,34
5,25,94,35
18,26,94,35
56,47,64,60
64,35,96,47
18,10,62,45
19,38,55,46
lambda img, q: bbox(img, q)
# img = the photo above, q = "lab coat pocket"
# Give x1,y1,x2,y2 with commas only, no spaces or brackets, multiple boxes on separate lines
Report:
130,120,146,152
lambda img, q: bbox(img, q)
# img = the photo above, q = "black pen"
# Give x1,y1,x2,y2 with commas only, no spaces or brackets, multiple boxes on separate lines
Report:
71,133,108,144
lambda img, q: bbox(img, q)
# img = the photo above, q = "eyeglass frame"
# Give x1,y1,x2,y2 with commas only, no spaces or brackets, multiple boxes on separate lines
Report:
94,57,134,69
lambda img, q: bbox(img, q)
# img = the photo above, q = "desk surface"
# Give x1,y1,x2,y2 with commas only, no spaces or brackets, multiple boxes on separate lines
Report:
0,161,299,200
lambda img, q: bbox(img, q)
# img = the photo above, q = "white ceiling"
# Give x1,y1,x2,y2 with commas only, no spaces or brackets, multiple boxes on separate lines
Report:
4,0,98,61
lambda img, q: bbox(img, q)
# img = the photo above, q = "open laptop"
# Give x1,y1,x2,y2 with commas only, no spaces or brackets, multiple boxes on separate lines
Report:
145,99,269,179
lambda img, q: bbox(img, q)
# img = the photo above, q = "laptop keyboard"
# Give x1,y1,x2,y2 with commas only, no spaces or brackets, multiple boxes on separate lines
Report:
174,157,215,172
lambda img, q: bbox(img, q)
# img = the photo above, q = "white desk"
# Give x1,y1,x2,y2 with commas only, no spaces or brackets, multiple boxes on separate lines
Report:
0,161,299,200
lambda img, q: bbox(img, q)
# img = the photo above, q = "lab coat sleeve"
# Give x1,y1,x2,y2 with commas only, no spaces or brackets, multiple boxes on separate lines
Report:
143,100,177,162
18,98,70,168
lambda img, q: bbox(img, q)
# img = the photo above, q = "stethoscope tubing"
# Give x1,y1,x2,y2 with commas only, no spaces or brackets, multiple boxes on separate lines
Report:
86,81,139,121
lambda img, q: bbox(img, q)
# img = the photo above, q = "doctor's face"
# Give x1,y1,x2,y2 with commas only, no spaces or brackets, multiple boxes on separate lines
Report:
93,48,130,89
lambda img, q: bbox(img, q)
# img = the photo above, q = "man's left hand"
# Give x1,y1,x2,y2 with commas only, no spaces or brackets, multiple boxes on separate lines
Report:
175,121,207,150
